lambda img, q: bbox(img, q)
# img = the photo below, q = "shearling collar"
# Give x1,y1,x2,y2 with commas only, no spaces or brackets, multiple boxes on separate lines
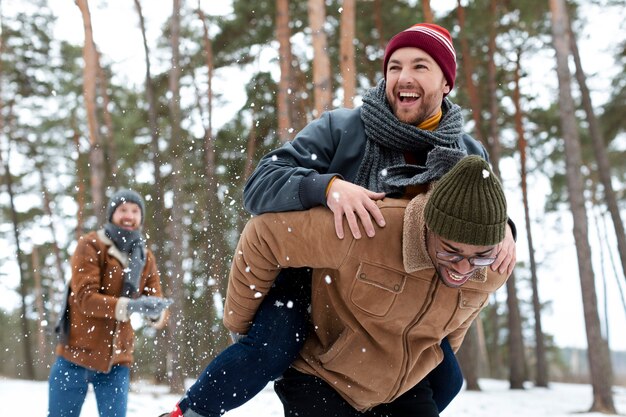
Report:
402,187,434,273
96,229,129,267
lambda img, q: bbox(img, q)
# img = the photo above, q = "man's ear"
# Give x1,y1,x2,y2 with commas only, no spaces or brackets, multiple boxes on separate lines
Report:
443,84,451,95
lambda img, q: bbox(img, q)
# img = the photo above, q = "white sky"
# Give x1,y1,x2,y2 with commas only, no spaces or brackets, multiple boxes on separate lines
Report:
2,377,625,416
1,0,625,352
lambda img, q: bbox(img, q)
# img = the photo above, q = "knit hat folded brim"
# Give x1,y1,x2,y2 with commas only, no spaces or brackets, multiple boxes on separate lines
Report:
383,23,457,92
424,156,507,246
106,189,145,224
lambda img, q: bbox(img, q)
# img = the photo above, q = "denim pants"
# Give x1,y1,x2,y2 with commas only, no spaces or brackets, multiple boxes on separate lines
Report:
48,356,130,417
179,269,311,416
179,269,462,416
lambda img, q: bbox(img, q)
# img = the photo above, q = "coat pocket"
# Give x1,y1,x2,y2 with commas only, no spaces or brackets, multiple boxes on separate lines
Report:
443,288,488,333
350,262,406,317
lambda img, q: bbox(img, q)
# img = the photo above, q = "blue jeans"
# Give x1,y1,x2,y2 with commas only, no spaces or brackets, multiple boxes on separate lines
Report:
48,356,130,417
179,269,462,416
179,269,311,416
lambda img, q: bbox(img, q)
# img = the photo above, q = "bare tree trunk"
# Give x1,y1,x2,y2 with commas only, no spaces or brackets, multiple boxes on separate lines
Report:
486,0,502,169
166,0,186,394
600,211,626,317
0,143,35,379
35,163,67,328
238,104,258,234
592,205,610,341
513,49,548,388
197,5,230,355
75,0,106,223
72,123,87,239
0,29,35,377
456,322,481,391
340,0,356,108
96,52,118,187
486,296,502,378
505,273,526,389
456,0,482,136
421,0,434,23
486,1,526,389
32,246,50,377
290,56,312,132
134,0,169,383
549,0,615,412
568,18,626,284
308,0,332,116
454,2,487,385
276,0,294,142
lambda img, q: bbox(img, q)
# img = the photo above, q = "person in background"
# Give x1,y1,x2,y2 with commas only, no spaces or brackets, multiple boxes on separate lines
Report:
161,22,516,417
226,155,510,416
48,189,172,417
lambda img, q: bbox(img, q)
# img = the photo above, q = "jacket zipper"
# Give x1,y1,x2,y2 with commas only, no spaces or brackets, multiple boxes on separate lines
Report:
385,273,440,404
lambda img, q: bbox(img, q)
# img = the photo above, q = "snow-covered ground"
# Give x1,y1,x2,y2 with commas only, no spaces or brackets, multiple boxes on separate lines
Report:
2,376,625,416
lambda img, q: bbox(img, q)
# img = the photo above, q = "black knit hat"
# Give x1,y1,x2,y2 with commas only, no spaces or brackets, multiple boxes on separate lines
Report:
424,156,507,246
106,189,145,224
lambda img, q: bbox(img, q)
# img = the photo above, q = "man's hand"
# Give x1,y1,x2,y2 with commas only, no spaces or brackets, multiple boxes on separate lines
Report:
491,224,516,277
326,178,386,239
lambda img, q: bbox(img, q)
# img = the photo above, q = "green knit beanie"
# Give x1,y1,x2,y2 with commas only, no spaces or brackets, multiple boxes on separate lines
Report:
424,155,507,246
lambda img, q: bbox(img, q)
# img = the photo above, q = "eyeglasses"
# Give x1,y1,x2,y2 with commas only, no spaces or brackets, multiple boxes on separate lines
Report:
435,251,496,267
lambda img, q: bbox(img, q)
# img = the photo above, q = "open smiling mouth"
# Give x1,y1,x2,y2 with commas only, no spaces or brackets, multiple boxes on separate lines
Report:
445,268,472,286
399,92,420,102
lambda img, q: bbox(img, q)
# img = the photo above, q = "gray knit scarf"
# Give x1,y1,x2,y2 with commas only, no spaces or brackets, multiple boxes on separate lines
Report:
104,223,146,298
356,79,467,195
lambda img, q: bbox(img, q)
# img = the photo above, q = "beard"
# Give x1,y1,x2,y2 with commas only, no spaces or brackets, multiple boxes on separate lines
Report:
386,88,443,126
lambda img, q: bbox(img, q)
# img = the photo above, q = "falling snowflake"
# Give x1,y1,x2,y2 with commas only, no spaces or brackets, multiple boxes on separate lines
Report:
482,169,490,178
325,275,332,284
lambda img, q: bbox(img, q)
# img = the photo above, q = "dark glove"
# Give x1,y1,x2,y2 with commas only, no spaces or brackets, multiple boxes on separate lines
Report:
127,296,173,320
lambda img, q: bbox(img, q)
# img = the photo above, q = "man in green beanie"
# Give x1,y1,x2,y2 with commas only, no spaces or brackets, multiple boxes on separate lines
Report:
222,155,510,416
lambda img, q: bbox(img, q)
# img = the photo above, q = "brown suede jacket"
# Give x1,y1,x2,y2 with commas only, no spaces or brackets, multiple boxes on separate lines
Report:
55,229,165,373
224,191,508,412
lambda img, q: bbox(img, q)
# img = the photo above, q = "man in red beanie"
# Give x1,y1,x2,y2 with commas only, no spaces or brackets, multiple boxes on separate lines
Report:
383,23,457,124
160,22,516,417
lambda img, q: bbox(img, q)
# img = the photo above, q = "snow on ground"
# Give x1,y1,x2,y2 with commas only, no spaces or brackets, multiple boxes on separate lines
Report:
2,376,624,416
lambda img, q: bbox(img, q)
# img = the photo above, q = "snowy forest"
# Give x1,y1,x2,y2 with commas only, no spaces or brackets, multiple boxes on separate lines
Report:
0,0,625,414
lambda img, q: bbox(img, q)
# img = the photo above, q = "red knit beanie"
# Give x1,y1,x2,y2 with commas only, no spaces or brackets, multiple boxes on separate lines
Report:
383,23,457,92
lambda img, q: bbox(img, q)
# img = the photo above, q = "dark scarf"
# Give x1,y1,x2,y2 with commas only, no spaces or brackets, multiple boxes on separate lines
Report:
104,223,146,298
356,79,467,195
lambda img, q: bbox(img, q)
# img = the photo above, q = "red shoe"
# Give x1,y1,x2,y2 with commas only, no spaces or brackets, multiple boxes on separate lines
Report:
158,403,183,417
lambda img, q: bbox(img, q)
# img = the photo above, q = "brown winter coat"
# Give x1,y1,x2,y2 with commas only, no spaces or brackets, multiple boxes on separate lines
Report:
223,191,508,412
55,229,164,373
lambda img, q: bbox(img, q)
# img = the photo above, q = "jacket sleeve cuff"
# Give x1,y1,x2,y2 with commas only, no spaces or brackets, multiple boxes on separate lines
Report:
115,297,131,322
507,217,517,241
300,172,344,209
